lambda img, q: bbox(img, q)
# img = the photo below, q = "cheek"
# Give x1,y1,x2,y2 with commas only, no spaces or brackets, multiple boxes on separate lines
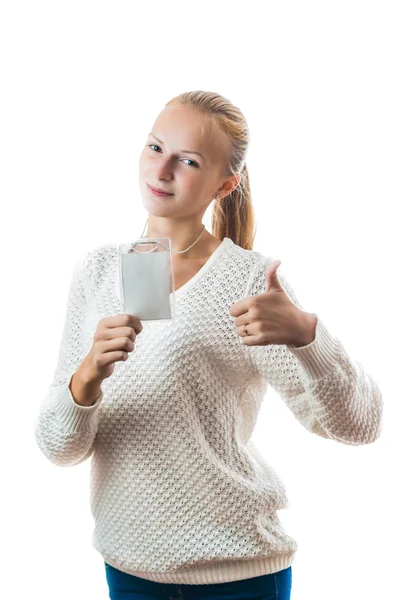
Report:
138,151,147,169
139,153,160,178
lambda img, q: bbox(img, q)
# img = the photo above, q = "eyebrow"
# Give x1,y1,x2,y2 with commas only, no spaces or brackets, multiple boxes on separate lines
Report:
148,132,207,161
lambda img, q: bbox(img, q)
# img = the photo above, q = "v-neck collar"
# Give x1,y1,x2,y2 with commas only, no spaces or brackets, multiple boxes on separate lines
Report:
172,237,233,299
115,237,233,304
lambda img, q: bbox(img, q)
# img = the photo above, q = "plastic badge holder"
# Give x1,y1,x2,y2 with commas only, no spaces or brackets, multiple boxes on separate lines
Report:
117,237,176,322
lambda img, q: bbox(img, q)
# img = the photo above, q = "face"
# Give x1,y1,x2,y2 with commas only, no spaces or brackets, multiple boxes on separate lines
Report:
138,103,240,220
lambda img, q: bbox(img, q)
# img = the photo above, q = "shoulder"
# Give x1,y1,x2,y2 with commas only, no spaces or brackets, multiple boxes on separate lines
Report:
74,241,119,284
226,238,274,275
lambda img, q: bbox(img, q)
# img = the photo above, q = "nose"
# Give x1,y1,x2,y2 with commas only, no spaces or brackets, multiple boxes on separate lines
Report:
152,155,174,180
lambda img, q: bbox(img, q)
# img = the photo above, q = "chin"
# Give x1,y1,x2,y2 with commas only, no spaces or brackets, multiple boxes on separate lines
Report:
142,197,174,214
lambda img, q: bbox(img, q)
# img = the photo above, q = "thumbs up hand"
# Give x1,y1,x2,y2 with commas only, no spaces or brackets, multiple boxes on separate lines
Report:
229,259,317,347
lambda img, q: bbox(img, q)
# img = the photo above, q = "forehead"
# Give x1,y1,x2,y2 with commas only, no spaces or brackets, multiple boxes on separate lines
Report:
151,104,229,158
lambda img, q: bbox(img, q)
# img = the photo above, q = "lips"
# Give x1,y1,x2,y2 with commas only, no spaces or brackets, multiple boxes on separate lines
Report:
147,183,173,195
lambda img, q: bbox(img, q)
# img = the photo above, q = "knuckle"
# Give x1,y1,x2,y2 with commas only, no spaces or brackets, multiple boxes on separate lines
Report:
126,338,135,350
248,306,257,318
126,327,136,340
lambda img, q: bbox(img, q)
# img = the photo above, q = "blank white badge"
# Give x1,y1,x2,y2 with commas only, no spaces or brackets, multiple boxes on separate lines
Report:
119,248,174,321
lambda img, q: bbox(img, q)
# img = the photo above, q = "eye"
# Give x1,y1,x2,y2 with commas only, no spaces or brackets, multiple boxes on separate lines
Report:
148,144,199,168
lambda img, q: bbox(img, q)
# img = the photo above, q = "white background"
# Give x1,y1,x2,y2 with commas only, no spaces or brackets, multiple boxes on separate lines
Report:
1,1,399,598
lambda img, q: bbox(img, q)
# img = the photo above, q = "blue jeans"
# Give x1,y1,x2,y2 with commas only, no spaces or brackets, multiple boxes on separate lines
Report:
104,562,292,599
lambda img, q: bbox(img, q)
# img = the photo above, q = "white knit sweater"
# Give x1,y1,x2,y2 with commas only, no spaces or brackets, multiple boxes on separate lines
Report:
34,237,383,585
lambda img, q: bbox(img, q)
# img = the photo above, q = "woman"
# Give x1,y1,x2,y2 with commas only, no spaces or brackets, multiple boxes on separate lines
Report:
35,90,383,600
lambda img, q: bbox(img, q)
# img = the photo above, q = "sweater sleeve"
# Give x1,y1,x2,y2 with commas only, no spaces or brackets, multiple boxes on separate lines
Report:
238,256,383,445
34,252,103,467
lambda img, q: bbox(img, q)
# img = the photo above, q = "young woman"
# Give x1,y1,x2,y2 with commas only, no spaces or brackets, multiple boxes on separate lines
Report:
35,90,383,600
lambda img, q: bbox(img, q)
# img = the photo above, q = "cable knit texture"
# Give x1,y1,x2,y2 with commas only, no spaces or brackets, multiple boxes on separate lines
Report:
34,237,383,585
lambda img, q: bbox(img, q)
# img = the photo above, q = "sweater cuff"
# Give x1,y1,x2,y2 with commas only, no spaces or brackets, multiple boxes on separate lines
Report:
286,313,342,381
51,375,103,431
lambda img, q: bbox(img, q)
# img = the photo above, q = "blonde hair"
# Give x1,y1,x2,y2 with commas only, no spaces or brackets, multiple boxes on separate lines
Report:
165,91,256,250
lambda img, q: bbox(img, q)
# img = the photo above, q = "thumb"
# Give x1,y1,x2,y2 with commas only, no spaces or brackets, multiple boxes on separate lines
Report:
265,259,284,293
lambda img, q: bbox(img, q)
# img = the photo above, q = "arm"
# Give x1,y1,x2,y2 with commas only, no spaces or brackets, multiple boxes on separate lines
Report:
34,252,103,467
239,256,383,445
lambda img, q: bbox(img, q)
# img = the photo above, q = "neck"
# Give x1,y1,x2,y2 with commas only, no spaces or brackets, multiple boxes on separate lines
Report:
143,217,212,258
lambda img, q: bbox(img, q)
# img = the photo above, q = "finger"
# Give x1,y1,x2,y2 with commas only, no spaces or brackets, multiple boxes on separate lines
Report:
242,335,266,346
236,322,254,338
233,313,251,329
229,298,252,318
